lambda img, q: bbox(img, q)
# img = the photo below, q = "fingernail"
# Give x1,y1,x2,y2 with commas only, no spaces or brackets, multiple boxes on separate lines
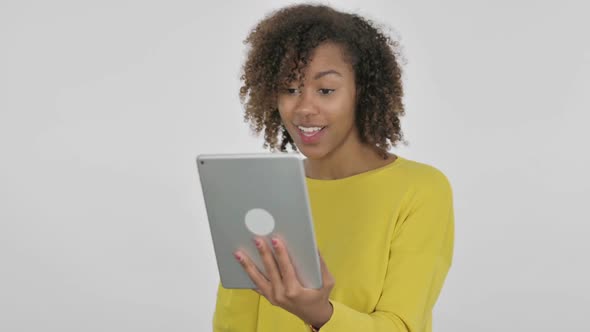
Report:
234,252,242,262
271,238,278,247
254,239,262,248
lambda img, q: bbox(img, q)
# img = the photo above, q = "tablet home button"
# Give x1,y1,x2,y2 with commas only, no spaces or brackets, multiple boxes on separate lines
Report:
244,208,275,236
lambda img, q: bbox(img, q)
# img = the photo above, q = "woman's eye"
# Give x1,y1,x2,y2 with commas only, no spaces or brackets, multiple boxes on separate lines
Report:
286,88,299,95
319,88,335,95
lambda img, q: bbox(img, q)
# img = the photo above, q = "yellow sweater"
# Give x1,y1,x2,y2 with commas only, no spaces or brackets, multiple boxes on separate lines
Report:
212,155,454,332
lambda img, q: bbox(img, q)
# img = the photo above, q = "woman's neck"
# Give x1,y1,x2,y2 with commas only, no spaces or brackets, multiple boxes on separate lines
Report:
304,145,396,180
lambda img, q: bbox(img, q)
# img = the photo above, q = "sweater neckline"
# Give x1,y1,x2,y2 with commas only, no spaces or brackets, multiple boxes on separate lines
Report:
305,155,405,185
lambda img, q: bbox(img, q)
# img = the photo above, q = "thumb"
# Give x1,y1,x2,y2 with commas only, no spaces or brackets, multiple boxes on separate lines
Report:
318,251,334,286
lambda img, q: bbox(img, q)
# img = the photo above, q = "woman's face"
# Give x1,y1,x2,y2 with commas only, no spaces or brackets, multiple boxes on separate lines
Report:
277,42,360,160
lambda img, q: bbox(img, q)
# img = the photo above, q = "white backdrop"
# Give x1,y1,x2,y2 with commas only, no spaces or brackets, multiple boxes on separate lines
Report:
1,0,589,331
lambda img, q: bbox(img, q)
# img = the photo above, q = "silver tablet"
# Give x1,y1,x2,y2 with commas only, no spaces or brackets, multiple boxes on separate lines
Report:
196,153,322,289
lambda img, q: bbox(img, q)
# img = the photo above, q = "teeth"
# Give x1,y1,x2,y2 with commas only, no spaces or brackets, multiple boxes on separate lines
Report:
298,125,324,132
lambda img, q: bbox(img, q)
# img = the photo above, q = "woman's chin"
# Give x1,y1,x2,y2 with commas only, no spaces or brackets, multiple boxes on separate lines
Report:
297,146,328,160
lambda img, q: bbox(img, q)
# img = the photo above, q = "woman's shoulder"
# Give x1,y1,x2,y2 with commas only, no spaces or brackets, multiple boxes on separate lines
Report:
394,155,452,193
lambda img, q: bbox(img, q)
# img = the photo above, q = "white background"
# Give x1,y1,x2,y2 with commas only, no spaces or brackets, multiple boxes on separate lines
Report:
1,0,589,331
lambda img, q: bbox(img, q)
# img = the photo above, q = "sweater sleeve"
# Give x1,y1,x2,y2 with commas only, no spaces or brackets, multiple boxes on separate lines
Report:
320,170,455,332
212,282,260,332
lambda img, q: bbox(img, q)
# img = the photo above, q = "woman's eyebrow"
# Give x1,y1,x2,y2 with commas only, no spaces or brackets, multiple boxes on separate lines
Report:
313,69,343,80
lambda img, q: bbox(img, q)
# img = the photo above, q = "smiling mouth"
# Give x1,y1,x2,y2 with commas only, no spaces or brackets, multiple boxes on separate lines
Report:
294,125,327,144
298,126,326,136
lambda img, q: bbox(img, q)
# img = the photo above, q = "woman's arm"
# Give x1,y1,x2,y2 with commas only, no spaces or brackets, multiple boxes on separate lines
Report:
212,283,260,332
319,170,455,332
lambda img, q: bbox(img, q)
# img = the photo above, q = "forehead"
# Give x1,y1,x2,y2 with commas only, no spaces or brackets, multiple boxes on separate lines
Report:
278,41,354,85
305,42,352,72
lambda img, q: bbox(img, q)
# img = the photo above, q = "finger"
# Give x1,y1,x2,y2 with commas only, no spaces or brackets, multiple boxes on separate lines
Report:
318,251,327,274
254,237,283,287
235,250,271,294
271,236,300,287
318,251,334,287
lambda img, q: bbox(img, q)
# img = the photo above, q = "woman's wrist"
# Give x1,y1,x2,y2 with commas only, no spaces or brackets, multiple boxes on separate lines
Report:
307,300,333,329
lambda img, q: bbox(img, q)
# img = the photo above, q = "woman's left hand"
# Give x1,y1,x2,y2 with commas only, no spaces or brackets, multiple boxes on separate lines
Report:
234,236,335,328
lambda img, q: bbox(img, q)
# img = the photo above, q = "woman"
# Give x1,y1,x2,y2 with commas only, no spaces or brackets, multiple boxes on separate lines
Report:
213,4,454,332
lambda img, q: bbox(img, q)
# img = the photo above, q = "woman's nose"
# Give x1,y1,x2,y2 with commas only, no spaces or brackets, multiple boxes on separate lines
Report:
294,92,319,116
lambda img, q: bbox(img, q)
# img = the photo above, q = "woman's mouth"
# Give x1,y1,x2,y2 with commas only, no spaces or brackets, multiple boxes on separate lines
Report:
296,125,327,144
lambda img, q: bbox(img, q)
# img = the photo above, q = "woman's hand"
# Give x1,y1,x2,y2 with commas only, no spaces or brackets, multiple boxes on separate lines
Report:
234,236,335,328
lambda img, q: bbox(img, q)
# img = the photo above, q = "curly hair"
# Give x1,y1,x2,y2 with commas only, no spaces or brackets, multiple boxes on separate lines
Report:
239,3,407,159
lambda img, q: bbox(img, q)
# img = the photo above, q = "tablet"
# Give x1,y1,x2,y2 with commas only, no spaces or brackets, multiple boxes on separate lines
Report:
196,153,322,289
